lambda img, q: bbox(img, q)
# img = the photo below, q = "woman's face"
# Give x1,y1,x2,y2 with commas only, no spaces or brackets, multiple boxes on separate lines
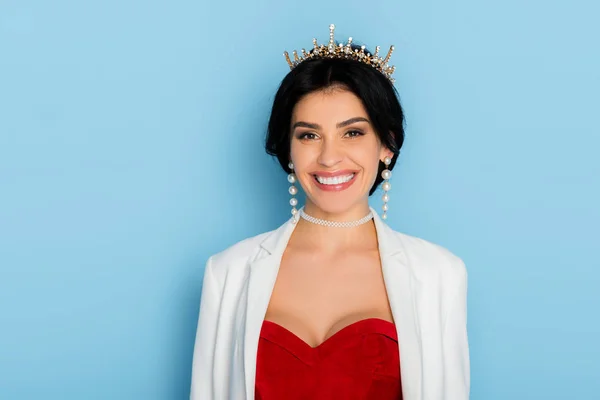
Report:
289,87,393,217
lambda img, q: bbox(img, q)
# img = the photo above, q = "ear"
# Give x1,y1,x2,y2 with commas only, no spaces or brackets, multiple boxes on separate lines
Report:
379,131,396,162
379,146,394,164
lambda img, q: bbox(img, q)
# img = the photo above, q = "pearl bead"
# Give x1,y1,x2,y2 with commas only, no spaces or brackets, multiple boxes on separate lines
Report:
382,203,388,211
381,169,391,180
290,198,298,206
288,162,294,169
291,208,298,215
287,173,296,184
289,186,298,195
382,193,389,202
382,182,391,191
382,213,387,220
383,157,392,166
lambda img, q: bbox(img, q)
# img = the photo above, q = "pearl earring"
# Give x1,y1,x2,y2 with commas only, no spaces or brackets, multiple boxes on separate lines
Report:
381,157,392,220
288,162,299,222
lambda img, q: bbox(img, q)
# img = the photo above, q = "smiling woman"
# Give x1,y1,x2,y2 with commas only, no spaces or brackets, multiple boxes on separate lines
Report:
190,24,470,400
286,89,394,215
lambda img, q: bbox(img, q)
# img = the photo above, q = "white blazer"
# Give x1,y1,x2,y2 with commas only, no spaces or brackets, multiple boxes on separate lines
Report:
190,208,470,400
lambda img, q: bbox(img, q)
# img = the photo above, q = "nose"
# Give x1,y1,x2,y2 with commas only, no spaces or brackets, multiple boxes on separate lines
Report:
317,137,343,168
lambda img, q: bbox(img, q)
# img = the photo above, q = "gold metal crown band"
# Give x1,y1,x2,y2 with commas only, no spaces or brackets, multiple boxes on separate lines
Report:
283,24,396,83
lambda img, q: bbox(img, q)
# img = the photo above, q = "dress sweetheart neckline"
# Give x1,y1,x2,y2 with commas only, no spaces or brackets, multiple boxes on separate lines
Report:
261,317,397,350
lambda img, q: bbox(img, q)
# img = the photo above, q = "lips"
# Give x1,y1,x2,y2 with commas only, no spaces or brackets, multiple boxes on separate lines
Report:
312,171,358,192
315,173,355,185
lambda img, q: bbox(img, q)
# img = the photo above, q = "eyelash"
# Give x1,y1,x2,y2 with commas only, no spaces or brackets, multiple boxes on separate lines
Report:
345,130,364,138
297,132,317,140
296,130,365,140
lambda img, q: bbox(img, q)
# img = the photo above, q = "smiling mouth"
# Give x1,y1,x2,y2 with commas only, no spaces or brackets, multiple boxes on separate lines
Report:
313,173,356,185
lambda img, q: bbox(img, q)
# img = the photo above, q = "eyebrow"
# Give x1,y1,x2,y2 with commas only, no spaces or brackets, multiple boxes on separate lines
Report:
292,117,370,130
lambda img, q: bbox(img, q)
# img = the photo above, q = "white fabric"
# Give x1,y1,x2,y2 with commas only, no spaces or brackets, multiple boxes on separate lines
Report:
190,208,470,400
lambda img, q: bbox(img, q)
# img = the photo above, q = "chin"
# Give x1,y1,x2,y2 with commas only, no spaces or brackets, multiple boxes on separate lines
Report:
306,196,366,216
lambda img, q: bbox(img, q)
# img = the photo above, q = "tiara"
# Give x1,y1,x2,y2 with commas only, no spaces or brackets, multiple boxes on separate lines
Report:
283,24,396,83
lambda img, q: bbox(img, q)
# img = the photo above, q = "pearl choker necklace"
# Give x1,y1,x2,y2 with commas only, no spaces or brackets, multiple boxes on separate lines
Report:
297,209,374,228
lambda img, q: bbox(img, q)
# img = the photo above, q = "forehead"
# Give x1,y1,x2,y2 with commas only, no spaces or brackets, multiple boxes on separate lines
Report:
292,88,368,122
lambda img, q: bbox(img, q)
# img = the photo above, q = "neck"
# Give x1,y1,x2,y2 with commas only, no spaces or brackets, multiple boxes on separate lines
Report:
292,201,378,253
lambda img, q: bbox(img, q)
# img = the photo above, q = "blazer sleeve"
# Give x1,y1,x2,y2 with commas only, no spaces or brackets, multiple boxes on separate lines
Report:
190,256,220,400
443,259,470,399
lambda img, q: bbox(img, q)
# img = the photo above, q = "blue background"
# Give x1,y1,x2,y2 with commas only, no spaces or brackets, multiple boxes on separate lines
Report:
1,0,598,398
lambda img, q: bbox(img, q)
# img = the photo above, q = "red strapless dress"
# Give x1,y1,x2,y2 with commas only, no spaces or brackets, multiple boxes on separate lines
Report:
255,318,402,400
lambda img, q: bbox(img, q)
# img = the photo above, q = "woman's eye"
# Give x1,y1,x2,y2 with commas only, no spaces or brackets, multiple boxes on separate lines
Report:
298,132,318,140
345,130,364,138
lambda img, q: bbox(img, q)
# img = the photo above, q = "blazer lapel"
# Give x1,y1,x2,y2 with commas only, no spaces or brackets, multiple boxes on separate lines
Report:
372,209,423,400
243,217,298,399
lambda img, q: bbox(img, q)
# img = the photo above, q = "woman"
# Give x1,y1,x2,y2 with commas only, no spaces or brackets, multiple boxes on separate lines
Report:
190,24,469,400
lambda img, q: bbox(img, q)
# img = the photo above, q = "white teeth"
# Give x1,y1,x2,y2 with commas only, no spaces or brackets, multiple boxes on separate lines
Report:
315,173,355,185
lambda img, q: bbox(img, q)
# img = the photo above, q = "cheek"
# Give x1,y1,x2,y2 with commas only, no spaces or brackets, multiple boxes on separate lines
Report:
353,144,381,170
359,150,383,184
289,142,301,167
290,142,315,170
367,161,381,184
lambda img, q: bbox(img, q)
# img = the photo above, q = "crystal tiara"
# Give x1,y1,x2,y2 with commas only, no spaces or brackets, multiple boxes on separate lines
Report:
283,24,396,83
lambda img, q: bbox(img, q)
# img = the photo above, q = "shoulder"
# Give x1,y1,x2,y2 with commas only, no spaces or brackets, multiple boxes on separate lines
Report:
387,227,467,283
212,231,271,263
204,228,277,279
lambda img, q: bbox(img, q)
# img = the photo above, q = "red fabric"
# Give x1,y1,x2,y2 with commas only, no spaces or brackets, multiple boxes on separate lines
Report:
255,318,402,400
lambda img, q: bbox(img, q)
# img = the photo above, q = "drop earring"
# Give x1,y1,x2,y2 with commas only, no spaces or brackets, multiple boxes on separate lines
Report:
288,162,299,222
381,157,392,220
